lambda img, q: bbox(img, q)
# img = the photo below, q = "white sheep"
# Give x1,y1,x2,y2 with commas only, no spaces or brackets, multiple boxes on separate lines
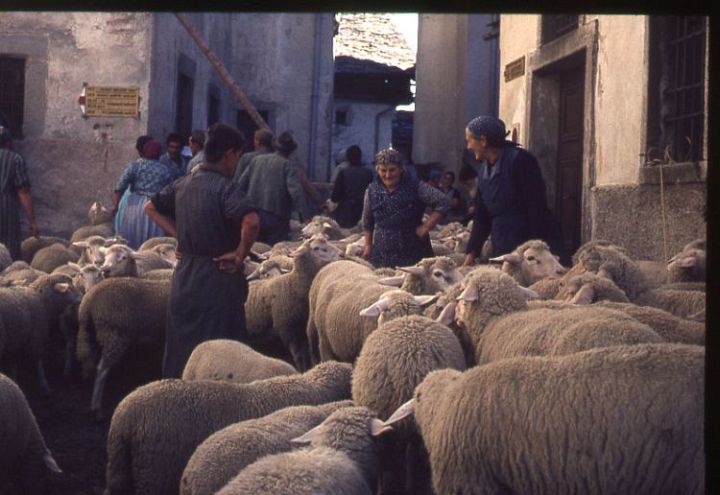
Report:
0,242,12,272
99,243,175,278
351,314,466,494
69,200,115,242
104,360,353,495
0,260,45,287
137,236,177,252
180,400,354,495
300,215,345,240
76,277,170,416
216,406,391,495
385,343,705,495
181,339,298,383
489,239,567,286
0,373,62,493
667,242,706,283
244,233,343,370
20,235,71,264
30,242,80,273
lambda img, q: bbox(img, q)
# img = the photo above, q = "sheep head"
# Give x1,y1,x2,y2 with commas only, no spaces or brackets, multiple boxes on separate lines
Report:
359,289,437,326
491,240,566,286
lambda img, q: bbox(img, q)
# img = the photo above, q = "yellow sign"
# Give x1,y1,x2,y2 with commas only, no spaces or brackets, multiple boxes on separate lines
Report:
83,86,140,118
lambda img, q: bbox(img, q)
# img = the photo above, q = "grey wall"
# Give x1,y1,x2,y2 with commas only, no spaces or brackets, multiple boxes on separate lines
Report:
331,99,394,172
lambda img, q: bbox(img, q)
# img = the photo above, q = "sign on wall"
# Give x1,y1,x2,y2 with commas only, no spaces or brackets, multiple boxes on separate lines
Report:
504,56,525,82
78,85,140,118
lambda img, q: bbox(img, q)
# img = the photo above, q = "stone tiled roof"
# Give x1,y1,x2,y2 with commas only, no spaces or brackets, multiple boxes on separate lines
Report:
334,13,416,72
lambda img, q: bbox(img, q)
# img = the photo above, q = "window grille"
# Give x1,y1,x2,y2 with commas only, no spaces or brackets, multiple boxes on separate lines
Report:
661,16,705,162
0,56,26,138
541,15,579,44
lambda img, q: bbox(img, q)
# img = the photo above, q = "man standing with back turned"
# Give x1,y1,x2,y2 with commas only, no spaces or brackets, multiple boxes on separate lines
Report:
145,123,260,378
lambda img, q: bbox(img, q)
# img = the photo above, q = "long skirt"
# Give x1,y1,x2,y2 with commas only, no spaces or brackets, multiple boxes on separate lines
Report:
116,191,164,250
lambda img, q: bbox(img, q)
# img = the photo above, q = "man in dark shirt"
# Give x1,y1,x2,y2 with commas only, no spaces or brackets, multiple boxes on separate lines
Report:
159,132,190,175
145,123,260,378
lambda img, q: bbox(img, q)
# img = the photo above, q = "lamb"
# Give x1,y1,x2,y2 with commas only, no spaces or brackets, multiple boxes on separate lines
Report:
180,400,353,495
104,360,353,495
385,343,705,495
307,257,461,365
245,233,343,371
351,314,466,494
182,339,298,383
489,239,567,287
0,273,82,392
76,277,170,415
20,235,71,263
450,270,662,365
0,373,62,494
30,242,80,273
667,241,706,282
216,406,390,495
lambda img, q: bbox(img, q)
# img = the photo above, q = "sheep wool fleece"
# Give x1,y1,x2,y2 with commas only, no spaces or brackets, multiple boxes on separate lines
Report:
151,166,258,378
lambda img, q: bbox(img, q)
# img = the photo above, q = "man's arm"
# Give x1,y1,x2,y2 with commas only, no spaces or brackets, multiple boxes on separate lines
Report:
17,187,39,237
144,200,177,237
213,211,260,273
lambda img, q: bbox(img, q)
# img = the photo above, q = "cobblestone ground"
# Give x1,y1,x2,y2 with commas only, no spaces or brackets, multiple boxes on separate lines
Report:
18,350,161,494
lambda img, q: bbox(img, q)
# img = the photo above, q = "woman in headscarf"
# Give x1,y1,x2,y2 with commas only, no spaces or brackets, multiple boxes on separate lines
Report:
462,115,563,265
112,138,180,249
362,148,451,268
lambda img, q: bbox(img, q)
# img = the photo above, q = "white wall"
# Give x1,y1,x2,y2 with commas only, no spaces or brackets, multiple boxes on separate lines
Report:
331,99,394,170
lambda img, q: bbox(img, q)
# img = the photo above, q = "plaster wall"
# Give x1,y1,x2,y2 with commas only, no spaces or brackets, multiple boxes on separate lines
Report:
0,12,153,238
330,99,394,170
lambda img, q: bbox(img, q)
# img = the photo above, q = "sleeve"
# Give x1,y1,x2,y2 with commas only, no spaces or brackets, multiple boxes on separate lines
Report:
285,163,311,219
361,188,374,231
418,181,451,214
513,151,549,240
12,154,30,189
465,186,492,255
150,181,177,219
223,182,258,223
115,163,137,192
330,168,345,203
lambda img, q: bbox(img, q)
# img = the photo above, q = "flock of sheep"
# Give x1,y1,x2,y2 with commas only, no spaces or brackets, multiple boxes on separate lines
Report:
0,200,706,494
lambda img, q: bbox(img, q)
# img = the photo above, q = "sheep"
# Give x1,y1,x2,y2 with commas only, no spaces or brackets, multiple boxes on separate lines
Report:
99,243,175,278
553,272,630,304
634,288,706,320
307,257,461,365
385,343,705,495
245,256,292,281
76,277,170,416
20,235,71,264
300,215,345,240
180,400,354,495
358,289,437,327
0,242,12,272
104,360,352,495
138,236,177,251
450,269,663,365
635,259,668,288
250,240,272,254
0,261,44,287
0,273,82,392
244,233,343,371
216,406,391,495
0,373,62,494
667,242,706,283
140,268,174,279
70,201,115,242
71,235,126,267
572,242,650,300
351,315,466,494
181,339,298,383
489,239,567,287
30,242,80,273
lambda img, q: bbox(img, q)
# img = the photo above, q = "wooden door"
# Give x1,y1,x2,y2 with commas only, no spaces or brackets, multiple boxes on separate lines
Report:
556,69,584,259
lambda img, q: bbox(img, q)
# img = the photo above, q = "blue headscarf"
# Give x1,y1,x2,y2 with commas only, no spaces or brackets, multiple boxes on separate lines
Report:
466,116,516,147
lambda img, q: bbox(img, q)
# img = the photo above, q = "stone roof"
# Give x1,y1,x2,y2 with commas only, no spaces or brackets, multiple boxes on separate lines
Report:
334,13,416,72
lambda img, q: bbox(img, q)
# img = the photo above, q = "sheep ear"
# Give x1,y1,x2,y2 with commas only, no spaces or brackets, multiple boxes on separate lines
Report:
457,284,478,302
246,268,262,281
291,423,322,445
72,241,89,248
289,245,307,258
54,282,71,293
359,297,389,318
322,222,333,229
129,251,150,261
414,294,438,306
369,418,393,437
437,301,457,326
377,276,404,287
399,265,426,276
518,286,540,301
674,257,696,268
44,449,62,474
489,253,521,265
385,399,415,425
570,284,595,305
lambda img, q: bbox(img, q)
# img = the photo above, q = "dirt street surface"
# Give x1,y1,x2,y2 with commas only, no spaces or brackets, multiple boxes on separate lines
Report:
18,352,160,494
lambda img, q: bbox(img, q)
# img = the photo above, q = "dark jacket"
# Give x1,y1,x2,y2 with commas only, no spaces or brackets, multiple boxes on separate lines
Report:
330,164,373,228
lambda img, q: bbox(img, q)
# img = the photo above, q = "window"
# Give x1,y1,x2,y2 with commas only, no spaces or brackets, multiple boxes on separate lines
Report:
236,109,270,152
541,15,579,44
207,85,220,127
175,72,194,140
0,56,26,138
648,16,706,162
335,109,348,126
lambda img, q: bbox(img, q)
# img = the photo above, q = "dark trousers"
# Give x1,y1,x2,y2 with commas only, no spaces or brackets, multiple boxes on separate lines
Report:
257,209,290,245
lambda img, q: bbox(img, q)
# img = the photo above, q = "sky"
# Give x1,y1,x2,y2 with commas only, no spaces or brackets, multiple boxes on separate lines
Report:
387,13,418,53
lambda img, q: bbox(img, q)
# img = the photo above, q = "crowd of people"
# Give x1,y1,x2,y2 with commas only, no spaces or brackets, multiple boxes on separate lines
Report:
0,115,561,379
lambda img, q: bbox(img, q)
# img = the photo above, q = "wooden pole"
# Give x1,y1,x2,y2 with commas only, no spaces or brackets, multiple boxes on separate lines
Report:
174,13,271,131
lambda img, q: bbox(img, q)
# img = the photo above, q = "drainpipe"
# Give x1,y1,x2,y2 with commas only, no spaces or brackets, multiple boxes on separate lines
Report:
374,104,395,157
308,14,323,180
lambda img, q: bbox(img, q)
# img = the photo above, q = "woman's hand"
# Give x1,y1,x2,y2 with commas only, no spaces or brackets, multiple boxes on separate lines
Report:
213,251,243,273
29,220,39,237
362,244,372,260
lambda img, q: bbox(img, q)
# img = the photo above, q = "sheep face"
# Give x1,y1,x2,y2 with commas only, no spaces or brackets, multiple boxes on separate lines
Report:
359,289,436,326
88,201,112,225
295,234,343,265
397,257,463,294
492,241,566,285
667,248,706,282
151,243,178,267
75,265,104,294
73,236,108,266
99,245,136,277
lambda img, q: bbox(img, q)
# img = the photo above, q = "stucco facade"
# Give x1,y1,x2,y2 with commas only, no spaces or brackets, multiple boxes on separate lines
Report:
0,12,335,238
331,99,394,172
498,14,707,261
413,14,499,173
